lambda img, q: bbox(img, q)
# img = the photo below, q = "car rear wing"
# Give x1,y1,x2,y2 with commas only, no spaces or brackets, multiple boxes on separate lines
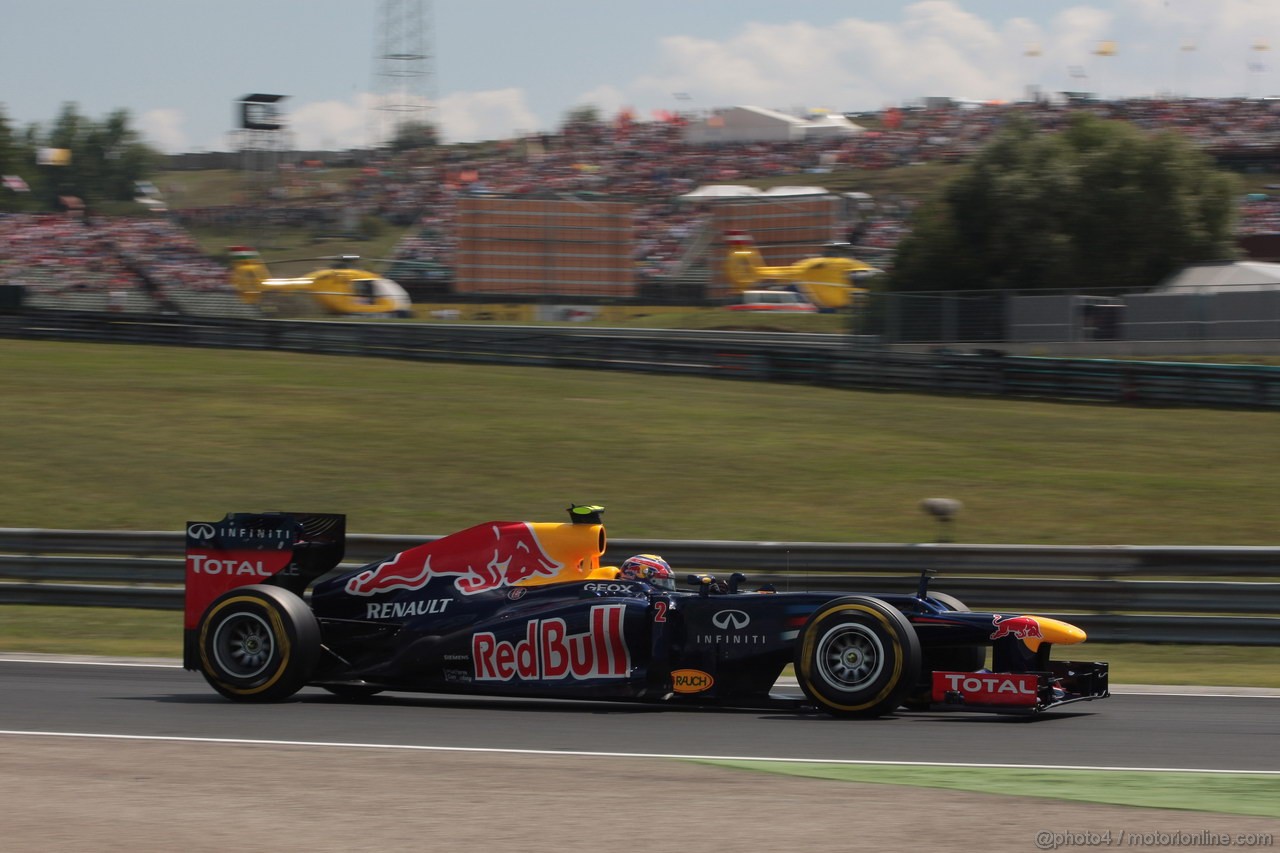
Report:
183,512,344,668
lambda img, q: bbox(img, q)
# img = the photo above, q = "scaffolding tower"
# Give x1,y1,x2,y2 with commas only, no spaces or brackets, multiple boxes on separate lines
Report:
371,0,436,149
235,93,293,174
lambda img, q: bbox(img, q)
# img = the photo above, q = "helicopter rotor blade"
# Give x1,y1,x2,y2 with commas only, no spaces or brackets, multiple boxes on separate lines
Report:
258,254,364,265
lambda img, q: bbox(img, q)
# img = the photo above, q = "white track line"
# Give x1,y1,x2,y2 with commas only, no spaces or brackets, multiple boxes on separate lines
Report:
0,729,1277,775
0,656,180,668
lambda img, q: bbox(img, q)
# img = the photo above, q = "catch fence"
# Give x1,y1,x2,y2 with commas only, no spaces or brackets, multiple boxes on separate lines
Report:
2,310,1278,408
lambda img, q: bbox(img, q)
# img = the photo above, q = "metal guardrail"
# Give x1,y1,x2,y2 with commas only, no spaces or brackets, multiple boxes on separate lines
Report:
2,310,1278,408
1,529,1277,644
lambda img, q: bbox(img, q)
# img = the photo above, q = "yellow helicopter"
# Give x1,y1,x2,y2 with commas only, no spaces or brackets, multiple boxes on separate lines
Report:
723,230,881,311
228,246,414,318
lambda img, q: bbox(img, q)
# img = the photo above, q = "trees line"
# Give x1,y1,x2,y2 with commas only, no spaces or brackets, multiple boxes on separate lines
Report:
0,103,159,214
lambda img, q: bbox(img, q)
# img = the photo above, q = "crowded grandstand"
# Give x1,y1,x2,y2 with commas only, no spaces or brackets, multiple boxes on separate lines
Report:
5,96,1280,314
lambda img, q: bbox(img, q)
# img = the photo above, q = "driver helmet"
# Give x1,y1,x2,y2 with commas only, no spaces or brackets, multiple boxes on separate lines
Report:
619,554,674,591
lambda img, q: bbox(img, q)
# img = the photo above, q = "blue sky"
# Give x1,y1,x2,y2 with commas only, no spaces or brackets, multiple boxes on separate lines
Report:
2,0,1278,153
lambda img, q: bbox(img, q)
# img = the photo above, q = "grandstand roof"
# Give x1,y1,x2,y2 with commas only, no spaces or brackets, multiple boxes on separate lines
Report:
683,106,863,145
1157,261,1280,293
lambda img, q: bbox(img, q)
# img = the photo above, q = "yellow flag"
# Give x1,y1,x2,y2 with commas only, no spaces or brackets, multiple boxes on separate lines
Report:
36,148,72,167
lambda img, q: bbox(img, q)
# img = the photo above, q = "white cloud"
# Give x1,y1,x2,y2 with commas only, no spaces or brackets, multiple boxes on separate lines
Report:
136,109,189,155
618,1,1280,119
568,84,629,122
243,89,539,150
148,1,1280,153
631,2,1029,114
433,88,541,143
149,88,540,152
289,98,370,151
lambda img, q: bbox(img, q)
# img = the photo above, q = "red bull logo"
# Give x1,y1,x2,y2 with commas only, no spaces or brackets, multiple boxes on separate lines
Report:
989,615,1044,641
345,522,563,597
473,604,630,681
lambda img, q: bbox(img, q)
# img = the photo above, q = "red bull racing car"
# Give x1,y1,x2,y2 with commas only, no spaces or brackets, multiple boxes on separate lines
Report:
183,506,1109,717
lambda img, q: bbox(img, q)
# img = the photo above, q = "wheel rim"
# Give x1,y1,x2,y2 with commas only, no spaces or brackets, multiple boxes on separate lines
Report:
815,623,884,692
211,612,275,679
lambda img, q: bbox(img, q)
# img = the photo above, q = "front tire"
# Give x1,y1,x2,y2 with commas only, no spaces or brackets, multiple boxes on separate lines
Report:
922,591,987,672
795,596,921,718
928,591,969,613
198,585,320,702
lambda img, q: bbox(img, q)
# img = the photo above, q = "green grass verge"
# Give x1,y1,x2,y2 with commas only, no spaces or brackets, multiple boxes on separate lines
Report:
3,339,1280,544
1076,642,1280,687
0,606,180,658
692,761,1280,818
1,606,1277,688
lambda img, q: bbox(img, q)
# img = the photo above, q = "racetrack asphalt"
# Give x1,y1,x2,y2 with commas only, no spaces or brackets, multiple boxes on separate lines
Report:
3,655,1277,853
3,654,1278,771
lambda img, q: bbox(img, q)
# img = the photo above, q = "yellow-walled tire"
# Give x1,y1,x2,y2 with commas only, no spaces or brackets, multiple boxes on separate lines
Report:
795,596,921,718
198,585,320,702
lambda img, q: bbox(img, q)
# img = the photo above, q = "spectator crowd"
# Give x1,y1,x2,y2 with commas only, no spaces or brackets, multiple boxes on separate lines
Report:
0,214,227,306
6,95,1280,305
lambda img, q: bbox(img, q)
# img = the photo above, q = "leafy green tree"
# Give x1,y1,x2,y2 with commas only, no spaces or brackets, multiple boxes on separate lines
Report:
0,107,18,174
559,105,604,142
0,106,37,211
562,105,601,127
890,113,1239,293
389,119,438,152
83,109,156,202
23,103,159,211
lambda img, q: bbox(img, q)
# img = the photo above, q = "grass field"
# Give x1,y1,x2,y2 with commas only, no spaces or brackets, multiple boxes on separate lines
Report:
1,337,1276,676
2,339,1278,543
153,168,414,268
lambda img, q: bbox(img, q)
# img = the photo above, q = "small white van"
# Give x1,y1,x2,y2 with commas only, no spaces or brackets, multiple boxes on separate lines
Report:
725,290,817,312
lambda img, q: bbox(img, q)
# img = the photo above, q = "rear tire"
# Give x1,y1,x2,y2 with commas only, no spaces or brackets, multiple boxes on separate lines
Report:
198,585,320,702
795,596,921,718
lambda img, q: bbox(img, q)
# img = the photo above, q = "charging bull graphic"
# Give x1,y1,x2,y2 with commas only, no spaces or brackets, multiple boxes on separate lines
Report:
989,614,1044,641
345,522,564,596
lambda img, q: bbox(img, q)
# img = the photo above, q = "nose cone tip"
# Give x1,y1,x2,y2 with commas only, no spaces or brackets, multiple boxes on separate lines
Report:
1023,616,1088,651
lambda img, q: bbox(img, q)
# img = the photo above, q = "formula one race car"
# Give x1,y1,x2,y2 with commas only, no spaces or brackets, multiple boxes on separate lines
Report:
183,506,1109,717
